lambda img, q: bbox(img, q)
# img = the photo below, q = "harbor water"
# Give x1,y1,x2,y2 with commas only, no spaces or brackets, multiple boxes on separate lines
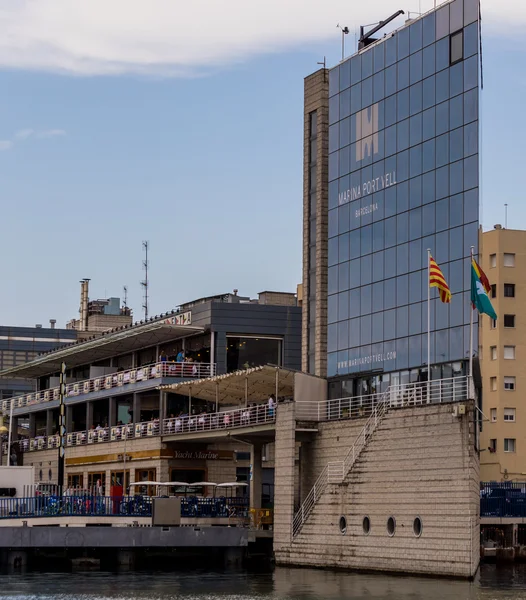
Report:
0,564,525,599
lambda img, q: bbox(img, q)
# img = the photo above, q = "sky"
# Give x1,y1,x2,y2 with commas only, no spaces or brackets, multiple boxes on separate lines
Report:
0,0,524,328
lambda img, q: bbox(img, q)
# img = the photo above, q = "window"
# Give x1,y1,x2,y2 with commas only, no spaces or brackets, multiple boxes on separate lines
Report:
504,346,515,360
450,31,463,64
490,346,497,360
413,517,423,538
490,377,497,391
67,473,84,489
504,315,515,328
339,515,347,534
491,284,496,299
504,284,515,298
504,253,515,267
226,336,282,372
387,516,396,536
504,408,516,422
490,254,496,268
504,438,516,453
490,408,497,422
87,472,106,494
489,439,497,453
491,319,497,329
363,516,371,535
504,376,516,391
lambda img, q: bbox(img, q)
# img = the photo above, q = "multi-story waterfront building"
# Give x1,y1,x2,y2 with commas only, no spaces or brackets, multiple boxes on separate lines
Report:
479,226,525,481
0,290,300,498
303,0,481,397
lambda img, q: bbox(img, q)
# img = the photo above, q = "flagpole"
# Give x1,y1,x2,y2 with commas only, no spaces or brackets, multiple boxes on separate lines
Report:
427,248,431,403
469,245,474,384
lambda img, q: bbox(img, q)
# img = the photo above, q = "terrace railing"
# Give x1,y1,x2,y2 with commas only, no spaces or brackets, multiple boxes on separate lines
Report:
1,361,216,413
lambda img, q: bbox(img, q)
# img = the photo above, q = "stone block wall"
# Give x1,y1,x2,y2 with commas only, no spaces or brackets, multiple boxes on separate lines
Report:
275,401,480,579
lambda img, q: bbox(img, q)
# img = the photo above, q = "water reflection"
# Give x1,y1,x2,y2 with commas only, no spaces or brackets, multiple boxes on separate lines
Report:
0,565,525,599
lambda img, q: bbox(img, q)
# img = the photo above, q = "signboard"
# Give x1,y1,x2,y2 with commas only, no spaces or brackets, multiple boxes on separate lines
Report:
162,311,192,326
172,449,234,461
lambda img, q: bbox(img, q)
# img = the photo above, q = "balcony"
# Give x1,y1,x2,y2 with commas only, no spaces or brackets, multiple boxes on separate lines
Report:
2,361,216,414
8,404,276,454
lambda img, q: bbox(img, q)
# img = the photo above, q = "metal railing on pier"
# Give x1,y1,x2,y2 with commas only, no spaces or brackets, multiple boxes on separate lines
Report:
481,482,526,518
1,361,216,413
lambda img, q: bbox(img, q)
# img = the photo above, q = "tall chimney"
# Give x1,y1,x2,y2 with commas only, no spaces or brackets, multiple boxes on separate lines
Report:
79,279,90,331
49,319,56,330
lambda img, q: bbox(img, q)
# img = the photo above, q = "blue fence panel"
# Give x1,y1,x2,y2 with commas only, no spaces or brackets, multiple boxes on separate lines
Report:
480,482,526,518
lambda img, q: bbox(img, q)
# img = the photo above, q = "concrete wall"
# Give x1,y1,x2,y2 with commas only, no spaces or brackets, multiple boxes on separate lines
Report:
275,401,480,579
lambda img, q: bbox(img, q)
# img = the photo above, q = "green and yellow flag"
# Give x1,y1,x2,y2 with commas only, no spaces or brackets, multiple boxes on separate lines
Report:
471,259,497,320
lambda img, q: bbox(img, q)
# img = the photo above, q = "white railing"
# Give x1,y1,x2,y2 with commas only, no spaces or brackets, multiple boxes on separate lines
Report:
292,376,469,537
2,361,216,413
295,376,469,422
9,404,276,454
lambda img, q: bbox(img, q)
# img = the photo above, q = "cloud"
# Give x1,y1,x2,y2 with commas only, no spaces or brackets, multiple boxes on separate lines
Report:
14,128,34,140
0,141,13,151
36,129,66,139
0,0,519,77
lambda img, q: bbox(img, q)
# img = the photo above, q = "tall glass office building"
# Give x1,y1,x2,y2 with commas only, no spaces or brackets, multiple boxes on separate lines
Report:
326,0,480,397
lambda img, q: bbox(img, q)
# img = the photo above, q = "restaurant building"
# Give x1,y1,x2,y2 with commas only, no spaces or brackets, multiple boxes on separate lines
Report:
0,290,300,501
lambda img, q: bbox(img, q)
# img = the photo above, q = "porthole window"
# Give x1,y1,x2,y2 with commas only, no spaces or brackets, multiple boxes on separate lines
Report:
387,516,396,536
363,516,371,535
413,516,423,537
339,515,347,535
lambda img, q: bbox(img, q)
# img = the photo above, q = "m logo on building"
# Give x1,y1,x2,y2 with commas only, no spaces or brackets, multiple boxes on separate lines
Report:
355,103,379,163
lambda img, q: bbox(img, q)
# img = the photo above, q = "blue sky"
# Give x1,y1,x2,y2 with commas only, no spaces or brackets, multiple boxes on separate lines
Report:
0,1,522,327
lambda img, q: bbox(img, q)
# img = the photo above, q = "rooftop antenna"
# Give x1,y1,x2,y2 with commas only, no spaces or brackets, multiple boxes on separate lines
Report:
123,285,128,311
141,241,149,320
317,57,327,82
504,204,508,229
358,10,405,50
336,24,350,61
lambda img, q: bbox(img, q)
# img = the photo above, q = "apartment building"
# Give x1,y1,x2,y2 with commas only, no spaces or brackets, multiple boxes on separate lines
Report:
480,226,525,481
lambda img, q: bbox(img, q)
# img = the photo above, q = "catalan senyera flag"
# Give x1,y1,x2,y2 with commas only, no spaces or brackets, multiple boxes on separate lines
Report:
429,256,451,303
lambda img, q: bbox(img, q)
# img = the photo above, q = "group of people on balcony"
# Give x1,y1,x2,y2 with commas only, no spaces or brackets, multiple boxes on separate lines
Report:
157,351,211,378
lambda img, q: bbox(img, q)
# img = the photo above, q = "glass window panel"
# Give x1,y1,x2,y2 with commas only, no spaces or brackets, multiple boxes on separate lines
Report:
339,202,350,234
373,220,384,252
436,133,449,168
435,230,449,264
362,76,373,108
350,229,360,259
436,198,449,232
384,278,396,310
436,5,450,40
350,258,360,288
329,94,339,125
450,226,463,260
464,0,478,26
450,193,464,227
385,35,397,67
340,87,351,120
464,122,478,157
385,94,397,127
385,186,397,218
464,188,478,222
385,246,396,279
397,243,409,275
329,180,339,210
423,46,436,81
338,290,349,321
328,325,338,354
423,138,435,173
360,285,372,315
339,144,350,176
464,155,478,190
361,224,372,255
436,69,449,104
410,19,423,53
328,237,338,266
373,250,384,282
328,294,338,324
373,71,385,103
397,88,410,121
396,337,409,370
410,51,423,85
360,315,372,345
385,124,397,158
397,212,409,244
329,67,339,97
409,175,422,208
450,0,464,32
397,180,409,213
449,259,463,296
397,150,409,183
422,171,435,204
397,306,409,337
409,270,422,304
423,74,436,110
410,81,423,116
450,127,464,163
339,261,350,291
464,22,478,58
362,48,373,79
349,319,360,347
450,61,463,96
329,151,339,181
397,118,409,152
384,309,396,340
338,320,349,351
350,288,361,318
410,113,422,147
385,64,397,97
464,88,478,124
361,254,372,285
339,117,350,148
329,207,338,238
339,233,350,263
385,216,397,248
436,100,449,136
374,43,385,73
422,202,435,236
450,94,463,130
351,83,362,114
350,54,362,85
409,333,422,365
410,145,423,178
422,107,436,141
372,312,384,343
340,60,351,90
436,165,449,199
398,57,410,90
464,222,478,258
397,273,409,305
409,207,422,241
398,26,410,60
436,36,449,71
423,12,436,46
328,265,338,295
329,124,339,153
372,281,384,313
464,55,478,91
